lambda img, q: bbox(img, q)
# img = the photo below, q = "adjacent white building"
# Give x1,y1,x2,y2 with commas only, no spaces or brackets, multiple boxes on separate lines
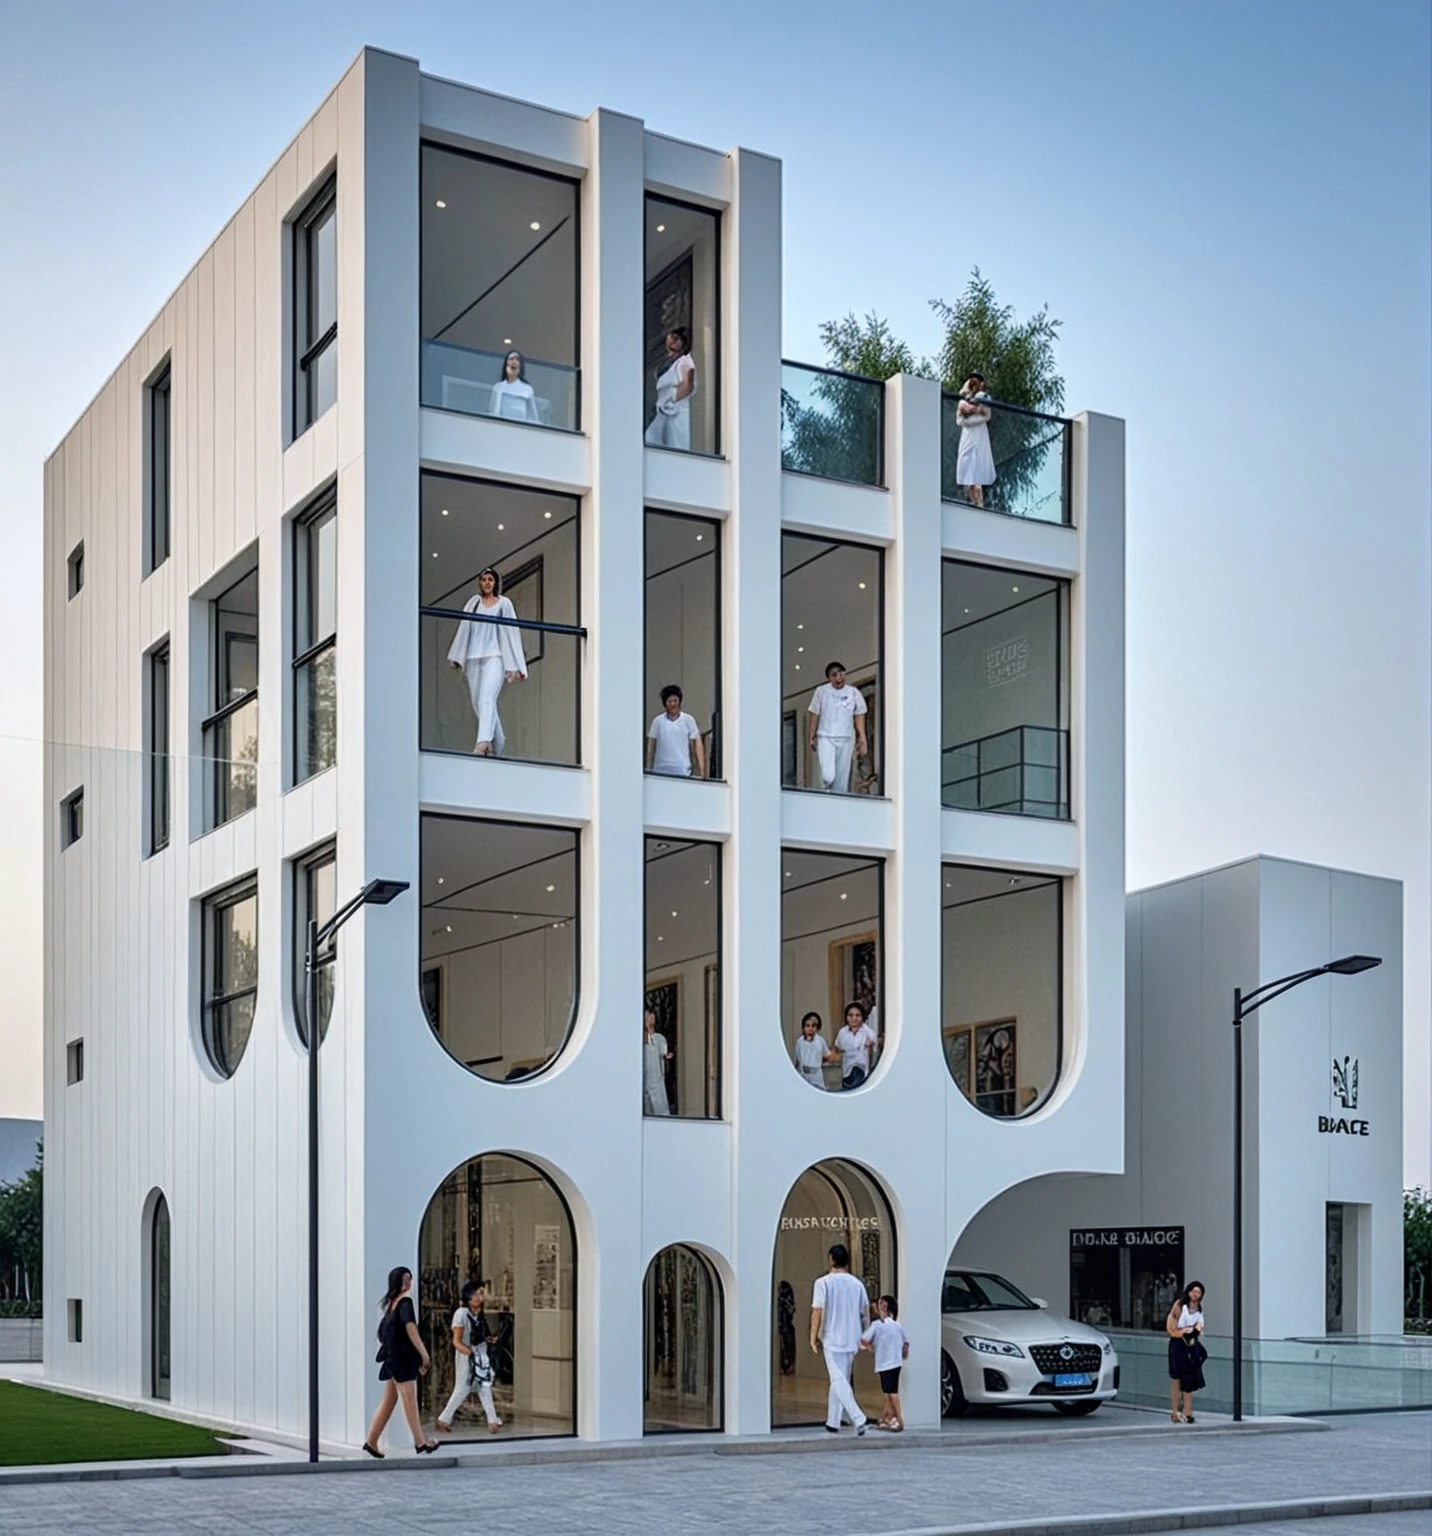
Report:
43,47,1126,1448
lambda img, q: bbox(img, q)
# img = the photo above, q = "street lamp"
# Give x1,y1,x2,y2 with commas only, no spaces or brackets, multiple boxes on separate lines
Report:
305,877,409,1463
1231,952,1380,1422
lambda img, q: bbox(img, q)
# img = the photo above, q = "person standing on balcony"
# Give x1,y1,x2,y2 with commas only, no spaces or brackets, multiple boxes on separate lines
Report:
643,1003,674,1116
488,349,541,423
646,327,696,450
955,371,996,508
808,663,868,793
833,1001,879,1090
646,684,707,777
794,1010,839,1089
448,567,527,756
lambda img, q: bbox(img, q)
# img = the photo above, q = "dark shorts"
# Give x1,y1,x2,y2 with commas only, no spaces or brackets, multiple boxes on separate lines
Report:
379,1357,420,1384
879,1366,902,1393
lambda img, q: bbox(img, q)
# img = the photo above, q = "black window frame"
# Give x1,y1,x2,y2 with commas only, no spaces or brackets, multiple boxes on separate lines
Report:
201,875,259,1080
643,193,722,458
292,176,337,439
145,361,172,574
60,787,84,849
147,641,171,854
66,1038,84,1085
292,492,338,785
293,840,337,1049
67,1298,83,1343
66,541,84,600
202,566,259,830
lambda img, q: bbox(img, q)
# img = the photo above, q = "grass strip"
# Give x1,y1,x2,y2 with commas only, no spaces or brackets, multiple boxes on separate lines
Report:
0,1381,230,1466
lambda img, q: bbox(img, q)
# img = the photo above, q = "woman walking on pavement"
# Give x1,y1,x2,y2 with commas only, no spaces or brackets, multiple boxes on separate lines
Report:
364,1266,438,1457
1166,1280,1207,1423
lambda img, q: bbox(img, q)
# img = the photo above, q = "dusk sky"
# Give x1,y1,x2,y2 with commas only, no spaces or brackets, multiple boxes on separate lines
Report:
0,1,1427,1180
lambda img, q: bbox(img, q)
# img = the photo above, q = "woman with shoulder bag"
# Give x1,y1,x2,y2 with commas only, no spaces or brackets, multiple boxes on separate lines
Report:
364,1266,438,1457
1166,1280,1207,1423
435,1279,504,1435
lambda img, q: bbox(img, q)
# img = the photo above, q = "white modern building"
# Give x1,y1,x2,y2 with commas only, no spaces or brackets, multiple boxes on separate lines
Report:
42,48,1125,1448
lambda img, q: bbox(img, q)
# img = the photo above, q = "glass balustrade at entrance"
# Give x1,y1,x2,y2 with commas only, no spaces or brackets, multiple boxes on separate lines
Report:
780,361,884,486
941,393,1070,523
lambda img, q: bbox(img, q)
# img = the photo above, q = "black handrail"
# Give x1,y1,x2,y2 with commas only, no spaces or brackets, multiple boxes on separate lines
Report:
420,604,587,638
781,357,887,389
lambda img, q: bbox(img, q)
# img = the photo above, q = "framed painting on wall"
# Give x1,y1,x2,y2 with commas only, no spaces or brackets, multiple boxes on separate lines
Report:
974,1018,1018,1117
943,1024,973,1097
828,932,879,1034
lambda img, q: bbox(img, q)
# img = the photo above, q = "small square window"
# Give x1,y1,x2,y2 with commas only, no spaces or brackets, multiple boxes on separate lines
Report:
66,1038,84,1085
67,1298,83,1343
61,788,84,848
67,542,84,599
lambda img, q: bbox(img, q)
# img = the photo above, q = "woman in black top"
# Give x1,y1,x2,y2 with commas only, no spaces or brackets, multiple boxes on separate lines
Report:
364,1266,438,1456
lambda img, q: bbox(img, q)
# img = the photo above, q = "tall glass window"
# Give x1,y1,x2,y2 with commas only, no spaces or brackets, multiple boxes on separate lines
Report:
644,511,720,777
294,496,337,783
644,838,720,1119
781,534,882,795
420,815,578,1083
147,642,170,854
644,1246,723,1432
421,147,579,430
780,850,883,1092
293,841,336,1048
145,361,172,573
202,566,258,829
201,876,258,1079
419,1153,576,1440
644,197,719,455
420,473,582,767
293,178,337,436
942,561,1069,818
149,1193,171,1400
942,864,1062,1117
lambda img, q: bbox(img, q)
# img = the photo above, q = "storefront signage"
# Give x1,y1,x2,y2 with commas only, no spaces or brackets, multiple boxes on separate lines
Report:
1070,1228,1182,1248
779,1215,881,1232
1320,1055,1369,1136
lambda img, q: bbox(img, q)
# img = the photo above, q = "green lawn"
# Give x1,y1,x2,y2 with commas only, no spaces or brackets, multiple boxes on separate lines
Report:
0,1381,231,1466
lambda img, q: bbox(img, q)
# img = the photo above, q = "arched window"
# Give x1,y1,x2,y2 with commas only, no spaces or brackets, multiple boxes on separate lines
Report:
149,1193,171,1400
643,1246,723,1433
417,1154,576,1440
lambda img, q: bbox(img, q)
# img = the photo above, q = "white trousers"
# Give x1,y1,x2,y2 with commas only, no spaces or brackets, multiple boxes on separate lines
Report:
645,405,691,451
823,1347,867,1429
464,655,506,755
438,1349,498,1426
815,734,855,793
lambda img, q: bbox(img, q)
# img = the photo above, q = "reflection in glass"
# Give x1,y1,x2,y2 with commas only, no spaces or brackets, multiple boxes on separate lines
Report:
420,815,578,1083
295,180,337,434
294,843,336,1047
780,361,884,486
420,474,580,767
644,838,720,1118
418,1154,576,1440
644,198,719,454
644,1246,723,1432
203,878,258,1078
421,147,579,430
781,535,881,794
644,511,719,776
780,851,883,1091
206,567,259,828
941,561,1069,818
295,499,337,783
772,1160,895,1427
940,393,1069,523
942,865,1061,1117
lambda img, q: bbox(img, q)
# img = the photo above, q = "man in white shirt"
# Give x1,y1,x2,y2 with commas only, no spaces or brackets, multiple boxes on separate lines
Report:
646,685,706,778
809,1242,870,1434
807,663,867,794
833,1002,879,1091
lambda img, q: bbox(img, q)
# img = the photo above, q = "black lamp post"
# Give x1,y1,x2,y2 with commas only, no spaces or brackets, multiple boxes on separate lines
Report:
305,877,409,1463
1230,952,1380,1422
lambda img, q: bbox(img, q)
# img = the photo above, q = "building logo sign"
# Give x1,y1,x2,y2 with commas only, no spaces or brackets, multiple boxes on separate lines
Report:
985,637,1029,688
1319,1054,1369,1137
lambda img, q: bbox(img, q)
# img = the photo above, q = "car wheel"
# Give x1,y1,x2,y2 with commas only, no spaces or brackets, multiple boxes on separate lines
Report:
1051,1399,1101,1417
940,1351,968,1418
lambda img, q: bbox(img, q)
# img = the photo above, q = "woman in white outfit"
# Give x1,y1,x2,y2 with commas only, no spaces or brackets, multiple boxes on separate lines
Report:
955,371,996,508
447,567,527,756
435,1280,504,1435
794,1011,838,1090
645,327,696,451
643,1005,674,1116
488,349,541,424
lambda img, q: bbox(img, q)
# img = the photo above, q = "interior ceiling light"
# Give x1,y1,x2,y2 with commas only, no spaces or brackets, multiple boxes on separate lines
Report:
840,892,848,900
544,510,552,519
503,338,512,345
695,533,703,542
436,877,444,885
858,582,866,589
431,552,439,558
794,664,801,670
1009,877,1022,885
435,199,446,209
671,910,678,917
445,924,453,933
656,223,666,232
546,884,555,893
1012,585,1020,593
497,523,504,531
530,220,541,230
796,623,804,630
785,870,791,878
441,508,449,516
797,646,804,653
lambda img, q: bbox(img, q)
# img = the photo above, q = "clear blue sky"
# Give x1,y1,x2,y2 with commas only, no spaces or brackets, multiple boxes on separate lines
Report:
1,1,1428,1179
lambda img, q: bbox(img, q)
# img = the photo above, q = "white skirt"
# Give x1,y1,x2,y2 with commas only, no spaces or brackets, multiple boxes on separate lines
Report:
956,422,996,487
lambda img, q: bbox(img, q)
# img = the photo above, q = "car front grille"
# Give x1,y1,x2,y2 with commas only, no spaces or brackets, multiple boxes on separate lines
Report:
1029,1343,1103,1376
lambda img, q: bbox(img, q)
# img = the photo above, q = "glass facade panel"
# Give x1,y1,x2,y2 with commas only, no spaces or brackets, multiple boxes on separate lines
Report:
644,511,719,777
941,393,1070,523
781,535,882,795
644,1246,723,1432
294,498,337,784
294,843,337,1048
151,1195,171,1399
942,865,1061,1118
644,197,719,454
1069,1227,1185,1332
203,879,258,1078
420,815,578,1083
780,362,884,485
941,561,1069,818
781,850,883,1092
418,1154,576,1440
420,474,581,766
421,147,579,430
643,838,720,1119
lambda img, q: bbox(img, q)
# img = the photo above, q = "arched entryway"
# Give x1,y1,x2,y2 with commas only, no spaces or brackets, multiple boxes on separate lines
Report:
643,1245,723,1432
771,1159,896,1426
417,1153,576,1440
148,1192,171,1400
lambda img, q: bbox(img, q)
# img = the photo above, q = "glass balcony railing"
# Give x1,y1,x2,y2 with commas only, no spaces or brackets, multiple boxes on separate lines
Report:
421,340,580,432
780,361,884,487
942,725,1068,818
202,692,258,829
941,394,1070,523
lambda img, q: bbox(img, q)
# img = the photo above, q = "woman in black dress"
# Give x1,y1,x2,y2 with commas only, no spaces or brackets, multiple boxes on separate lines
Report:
364,1266,438,1456
1166,1280,1207,1423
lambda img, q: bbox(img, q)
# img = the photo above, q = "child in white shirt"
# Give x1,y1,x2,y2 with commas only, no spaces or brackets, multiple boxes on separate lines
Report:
859,1294,910,1430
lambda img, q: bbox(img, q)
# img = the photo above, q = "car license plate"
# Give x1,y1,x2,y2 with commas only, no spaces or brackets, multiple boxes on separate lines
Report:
1054,1372,1091,1388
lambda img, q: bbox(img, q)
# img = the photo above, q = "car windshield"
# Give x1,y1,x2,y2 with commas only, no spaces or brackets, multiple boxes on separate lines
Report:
942,1270,1038,1312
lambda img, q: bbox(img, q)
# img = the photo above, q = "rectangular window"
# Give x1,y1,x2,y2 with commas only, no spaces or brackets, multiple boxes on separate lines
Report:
644,838,721,1119
202,877,259,1078
1069,1227,1185,1331
66,1038,84,1085
293,178,337,437
293,497,337,783
293,842,337,1047
67,542,84,599
146,362,172,571
421,146,580,430
148,643,170,853
60,788,84,848
67,1299,83,1343
644,511,720,777
202,567,258,830
644,197,720,455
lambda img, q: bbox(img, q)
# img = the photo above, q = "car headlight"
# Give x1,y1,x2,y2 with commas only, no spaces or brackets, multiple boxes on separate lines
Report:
962,1335,1025,1358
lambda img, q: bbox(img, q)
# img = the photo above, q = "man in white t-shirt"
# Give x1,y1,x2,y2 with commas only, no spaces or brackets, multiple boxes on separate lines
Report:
807,663,868,794
646,685,706,778
809,1242,870,1434
833,1002,879,1091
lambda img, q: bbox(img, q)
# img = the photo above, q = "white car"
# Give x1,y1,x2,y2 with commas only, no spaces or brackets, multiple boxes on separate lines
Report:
941,1267,1119,1417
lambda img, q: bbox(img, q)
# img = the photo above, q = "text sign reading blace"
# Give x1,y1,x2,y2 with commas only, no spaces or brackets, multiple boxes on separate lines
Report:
1319,1054,1370,1137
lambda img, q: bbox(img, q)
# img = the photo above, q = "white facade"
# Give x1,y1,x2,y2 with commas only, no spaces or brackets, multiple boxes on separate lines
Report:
43,48,1126,1448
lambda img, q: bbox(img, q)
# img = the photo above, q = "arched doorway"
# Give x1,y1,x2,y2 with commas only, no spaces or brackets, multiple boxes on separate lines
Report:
149,1193,171,1400
417,1153,576,1440
643,1245,723,1432
771,1160,895,1427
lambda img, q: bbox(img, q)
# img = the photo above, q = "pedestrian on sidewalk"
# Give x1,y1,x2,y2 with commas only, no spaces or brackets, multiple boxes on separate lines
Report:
860,1294,910,1430
1166,1280,1207,1423
435,1279,504,1435
364,1266,438,1457
809,1242,870,1435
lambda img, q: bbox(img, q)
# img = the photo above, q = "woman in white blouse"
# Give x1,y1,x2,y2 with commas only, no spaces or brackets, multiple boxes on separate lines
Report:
954,370,996,508
1165,1280,1206,1423
447,567,527,756
645,327,696,451
488,350,541,424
